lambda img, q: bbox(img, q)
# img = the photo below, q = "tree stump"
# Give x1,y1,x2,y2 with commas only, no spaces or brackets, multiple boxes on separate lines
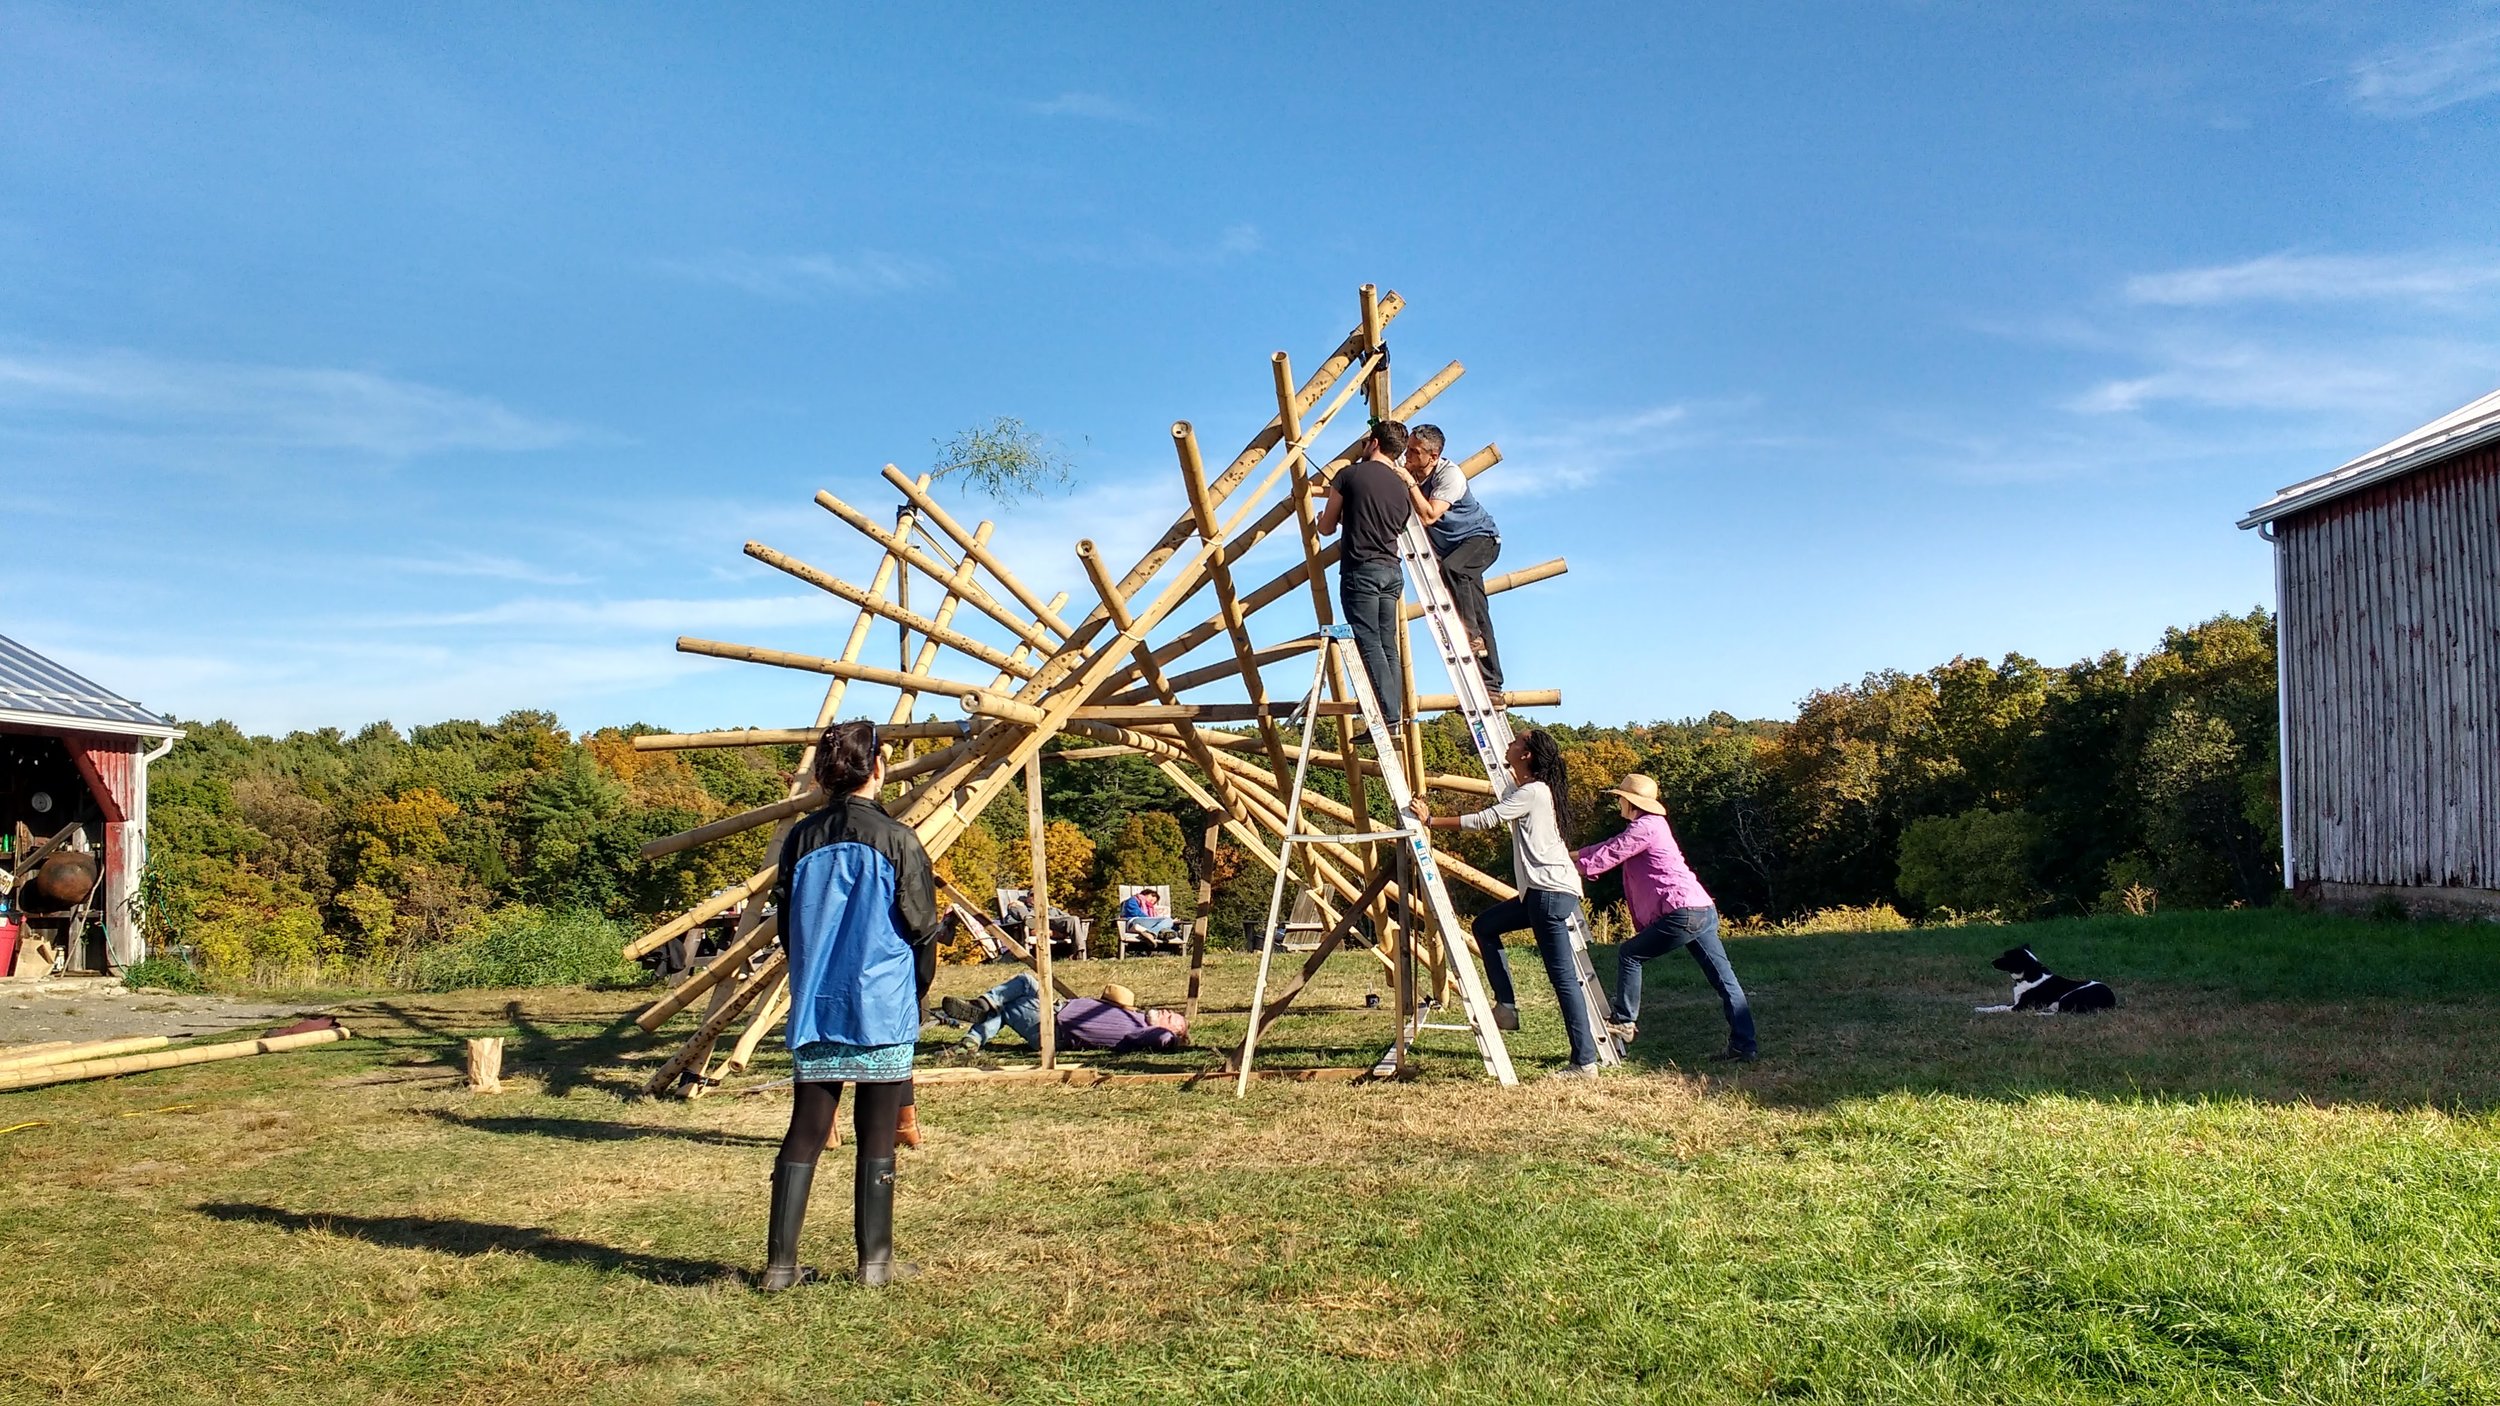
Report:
465,1037,504,1094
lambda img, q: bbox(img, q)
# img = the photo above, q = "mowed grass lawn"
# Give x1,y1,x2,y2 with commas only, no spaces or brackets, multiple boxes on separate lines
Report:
6,910,2500,1405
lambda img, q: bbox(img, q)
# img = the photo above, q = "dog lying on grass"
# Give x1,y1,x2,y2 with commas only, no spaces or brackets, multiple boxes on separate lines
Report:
1975,944,2118,1014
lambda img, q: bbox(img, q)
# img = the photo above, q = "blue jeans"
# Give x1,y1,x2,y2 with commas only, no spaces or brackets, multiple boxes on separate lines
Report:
1473,888,1600,1068
968,973,1045,1048
1126,917,1177,937
1337,557,1405,723
1613,906,1756,1056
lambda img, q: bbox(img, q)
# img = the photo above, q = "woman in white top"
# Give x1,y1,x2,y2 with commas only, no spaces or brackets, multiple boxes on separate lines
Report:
1411,729,1602,1078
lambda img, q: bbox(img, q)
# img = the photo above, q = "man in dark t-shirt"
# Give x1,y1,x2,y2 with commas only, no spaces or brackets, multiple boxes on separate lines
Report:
1317,419,1416,724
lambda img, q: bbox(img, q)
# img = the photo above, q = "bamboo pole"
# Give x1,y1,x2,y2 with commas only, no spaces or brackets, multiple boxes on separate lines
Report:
1275,347,1369,840
676,638,984,701
631,721,974,752
1189,731,1495,796
0,1034,170,1070
1075,539,1254,830
1400,557,1566,621
645,952,785,1095
1026,753,1056,1067
1359,283,1390,418
0,1027,350,1093
722,975,790,1074
635,913,780,1031
880,465,1073,639
639,794,820,861
1174,420,1298,789
961,693,1560,726
743,541,1032,678
815,490,1054,651
891,521,1000,722
621,868,773,961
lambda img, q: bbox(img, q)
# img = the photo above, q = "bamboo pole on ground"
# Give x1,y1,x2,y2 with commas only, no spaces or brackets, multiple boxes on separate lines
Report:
0,1034,169,1070
645,952,786,1094
0,1027,350,1092
1025,753,1055,1068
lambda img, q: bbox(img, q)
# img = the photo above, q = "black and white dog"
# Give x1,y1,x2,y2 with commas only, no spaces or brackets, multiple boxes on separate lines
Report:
1974,945,2118,1014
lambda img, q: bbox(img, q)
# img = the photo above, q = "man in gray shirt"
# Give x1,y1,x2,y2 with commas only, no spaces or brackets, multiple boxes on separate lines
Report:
1402,424,1505,697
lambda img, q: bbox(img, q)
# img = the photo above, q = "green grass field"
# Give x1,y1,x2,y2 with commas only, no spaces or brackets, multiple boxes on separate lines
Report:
5,910,2499,1404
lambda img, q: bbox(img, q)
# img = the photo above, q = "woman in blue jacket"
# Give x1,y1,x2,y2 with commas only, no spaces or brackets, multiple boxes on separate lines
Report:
760,720,944,1290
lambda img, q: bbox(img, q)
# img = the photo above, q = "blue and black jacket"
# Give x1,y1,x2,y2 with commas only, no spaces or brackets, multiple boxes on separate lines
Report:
773,794,943,1049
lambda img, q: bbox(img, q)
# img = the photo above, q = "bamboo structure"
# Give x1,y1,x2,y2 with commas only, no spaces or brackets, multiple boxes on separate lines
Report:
623,285,1572,1091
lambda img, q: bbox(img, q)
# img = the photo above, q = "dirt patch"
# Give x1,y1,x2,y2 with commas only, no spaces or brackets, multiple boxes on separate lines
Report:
0,979,320,1048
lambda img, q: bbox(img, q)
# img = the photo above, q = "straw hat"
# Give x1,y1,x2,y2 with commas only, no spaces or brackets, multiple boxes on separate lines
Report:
1604,773,1667,816
1100,983,1140,1011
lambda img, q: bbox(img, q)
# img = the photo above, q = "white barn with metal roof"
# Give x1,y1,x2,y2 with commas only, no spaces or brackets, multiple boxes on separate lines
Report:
2240,389,2500,915
0,634,182,973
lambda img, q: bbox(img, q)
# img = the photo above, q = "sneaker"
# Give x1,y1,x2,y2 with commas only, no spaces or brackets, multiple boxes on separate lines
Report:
1546,1063,1600,1082
939,994,993,1026
933,1040,985,1067
1605,1021,1637,1045
1491,1002,1520,1032
1708,1048,1759,1064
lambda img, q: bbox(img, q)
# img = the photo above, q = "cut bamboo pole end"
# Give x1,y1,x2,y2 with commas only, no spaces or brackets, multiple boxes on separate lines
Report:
960,691,1049,727
465,1037,504,1093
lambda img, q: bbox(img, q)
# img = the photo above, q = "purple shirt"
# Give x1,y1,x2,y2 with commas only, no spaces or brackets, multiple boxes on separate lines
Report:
1574,813,1712,928
1055,997,1180,1053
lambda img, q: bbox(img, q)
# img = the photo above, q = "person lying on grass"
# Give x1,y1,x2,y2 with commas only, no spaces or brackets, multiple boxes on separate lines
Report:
934,976,1188,1062
1410,729,1606,1080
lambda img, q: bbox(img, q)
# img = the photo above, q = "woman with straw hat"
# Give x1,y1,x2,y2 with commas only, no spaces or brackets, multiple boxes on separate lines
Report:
1574,773,1758,1063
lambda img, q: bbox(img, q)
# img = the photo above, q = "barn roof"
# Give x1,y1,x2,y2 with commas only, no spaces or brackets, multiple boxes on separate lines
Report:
0,633,181,740
2240,384,2500,529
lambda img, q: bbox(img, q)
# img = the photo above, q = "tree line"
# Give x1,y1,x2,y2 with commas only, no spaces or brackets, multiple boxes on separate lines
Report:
146,609,2278,984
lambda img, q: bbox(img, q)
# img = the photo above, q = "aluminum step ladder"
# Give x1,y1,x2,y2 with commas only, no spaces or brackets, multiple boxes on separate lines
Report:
1236,626,1519,1094
1393,517,1624,1066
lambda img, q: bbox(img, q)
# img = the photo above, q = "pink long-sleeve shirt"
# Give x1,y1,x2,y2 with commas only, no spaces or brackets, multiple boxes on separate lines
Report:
1574,813,1713,928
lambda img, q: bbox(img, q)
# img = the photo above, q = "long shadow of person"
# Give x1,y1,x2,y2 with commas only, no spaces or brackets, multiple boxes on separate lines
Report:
420,1108,778,1147
195,1203,741,1287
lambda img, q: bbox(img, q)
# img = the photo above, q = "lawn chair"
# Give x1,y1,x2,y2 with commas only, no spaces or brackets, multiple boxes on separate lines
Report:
995,887,1090,960
1113,883,1182,957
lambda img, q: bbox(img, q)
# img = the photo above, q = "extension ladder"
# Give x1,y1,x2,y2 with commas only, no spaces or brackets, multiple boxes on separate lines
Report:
1236,626,1519,1094
1393,517,1624,1066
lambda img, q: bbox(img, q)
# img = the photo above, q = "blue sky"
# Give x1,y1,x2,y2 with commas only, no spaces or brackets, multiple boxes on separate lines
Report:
7,3,2498,735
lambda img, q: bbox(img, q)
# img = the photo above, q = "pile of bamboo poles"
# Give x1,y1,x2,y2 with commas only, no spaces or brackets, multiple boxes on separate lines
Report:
620,284,1572,1093
0,1027,351,1093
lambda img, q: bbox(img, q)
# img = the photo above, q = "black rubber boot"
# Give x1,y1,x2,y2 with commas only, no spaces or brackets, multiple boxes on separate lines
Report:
757,1160,819,1291
852,1155,919,1286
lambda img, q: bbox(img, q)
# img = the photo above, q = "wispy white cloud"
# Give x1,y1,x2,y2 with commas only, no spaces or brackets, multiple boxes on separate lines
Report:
651,250,948,300
2349,23,2500,118
1489,402,1718,498
374,549,589,586
1025,91,1148,124
0,348,581,458
2066,334,2493,417
1019,223,1263,270
2124,251,2500,307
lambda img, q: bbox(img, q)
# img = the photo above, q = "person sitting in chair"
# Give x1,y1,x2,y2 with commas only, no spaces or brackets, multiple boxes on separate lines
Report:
936,978,1187,1060
999,889,1081,951
1119,887,1177,942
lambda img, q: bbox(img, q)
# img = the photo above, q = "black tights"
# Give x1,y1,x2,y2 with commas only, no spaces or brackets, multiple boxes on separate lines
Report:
777,1078,910,1164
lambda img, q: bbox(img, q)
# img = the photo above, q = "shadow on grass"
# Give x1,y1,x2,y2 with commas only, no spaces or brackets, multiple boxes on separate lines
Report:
195,1202,742,1286
419,1109,780,1147
331,996,650,1099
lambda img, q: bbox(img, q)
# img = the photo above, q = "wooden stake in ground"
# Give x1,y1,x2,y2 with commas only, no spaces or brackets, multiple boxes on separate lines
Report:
465,1037,504,1094
1026,751,1056,1070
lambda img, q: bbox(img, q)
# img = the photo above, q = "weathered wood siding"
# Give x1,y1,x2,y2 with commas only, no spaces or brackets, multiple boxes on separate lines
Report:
2276,445,2499,888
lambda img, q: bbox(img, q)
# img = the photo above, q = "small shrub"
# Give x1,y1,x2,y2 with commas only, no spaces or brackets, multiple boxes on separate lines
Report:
1785,904,1913,934
122,955,207,994
401,906,647,992
2367,892,2411,923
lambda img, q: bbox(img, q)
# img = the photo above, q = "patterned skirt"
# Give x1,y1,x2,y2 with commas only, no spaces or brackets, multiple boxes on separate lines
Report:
790,1039,915,1084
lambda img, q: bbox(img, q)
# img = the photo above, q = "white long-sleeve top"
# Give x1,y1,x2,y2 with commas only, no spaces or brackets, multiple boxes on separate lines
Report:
1459,780,1584,898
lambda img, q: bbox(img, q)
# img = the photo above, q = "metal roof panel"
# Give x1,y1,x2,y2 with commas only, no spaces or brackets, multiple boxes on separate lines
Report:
0,633,180,736
2240,384,2500,528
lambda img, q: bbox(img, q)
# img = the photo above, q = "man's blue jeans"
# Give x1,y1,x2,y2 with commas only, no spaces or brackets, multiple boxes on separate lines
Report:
1473,888,1600,1068
967,972,1045,1048
1612,906,1756,1056
1337,557,1405,723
